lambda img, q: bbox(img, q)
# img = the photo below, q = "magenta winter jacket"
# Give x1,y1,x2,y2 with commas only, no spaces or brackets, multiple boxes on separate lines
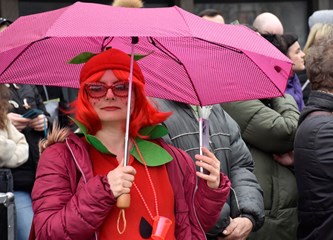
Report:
31,131,230,240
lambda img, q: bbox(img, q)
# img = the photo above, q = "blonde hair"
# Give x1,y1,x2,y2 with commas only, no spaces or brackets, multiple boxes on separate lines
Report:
112,0,143,8
304,23,333,54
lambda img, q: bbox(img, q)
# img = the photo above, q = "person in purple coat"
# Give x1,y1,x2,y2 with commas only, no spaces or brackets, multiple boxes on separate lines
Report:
262,34,305,111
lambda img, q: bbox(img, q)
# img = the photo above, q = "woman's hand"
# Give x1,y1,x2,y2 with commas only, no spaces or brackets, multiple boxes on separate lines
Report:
195,147,221,189
7,112,31,131
29,114,48,132
107,160,136,198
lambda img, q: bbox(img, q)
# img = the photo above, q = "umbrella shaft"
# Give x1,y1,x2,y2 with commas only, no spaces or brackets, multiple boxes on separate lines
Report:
123,43,136,166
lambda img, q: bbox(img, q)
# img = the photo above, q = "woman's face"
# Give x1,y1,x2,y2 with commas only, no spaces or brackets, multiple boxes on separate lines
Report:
287,41,306,72
86,70,135,126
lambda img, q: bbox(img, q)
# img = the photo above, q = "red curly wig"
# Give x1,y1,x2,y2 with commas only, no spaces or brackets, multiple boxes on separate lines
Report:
75,48,171,138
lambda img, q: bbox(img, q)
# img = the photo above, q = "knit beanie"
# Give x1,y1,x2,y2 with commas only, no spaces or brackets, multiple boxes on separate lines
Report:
262,34,297,55
80,48,144,85
282,34,298,50
308,10,333,29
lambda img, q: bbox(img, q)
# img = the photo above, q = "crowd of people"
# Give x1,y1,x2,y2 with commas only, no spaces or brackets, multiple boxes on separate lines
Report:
1,1,333,240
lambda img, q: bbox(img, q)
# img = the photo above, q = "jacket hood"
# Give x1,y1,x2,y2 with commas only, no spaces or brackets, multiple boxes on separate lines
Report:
40,123,94,182
39,124,71,153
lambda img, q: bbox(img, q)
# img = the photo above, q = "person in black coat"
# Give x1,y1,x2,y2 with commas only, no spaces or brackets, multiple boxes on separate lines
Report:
36,85,78,131
294,37,333,240
6,83,51,240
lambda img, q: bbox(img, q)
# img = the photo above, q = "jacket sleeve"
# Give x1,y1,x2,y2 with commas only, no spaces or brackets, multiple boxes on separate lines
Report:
195,175,231,232
178,140,231,232
161,141,231,235
221,94,300,153
31,143,116,240
0,122,29,168
224,111,265,231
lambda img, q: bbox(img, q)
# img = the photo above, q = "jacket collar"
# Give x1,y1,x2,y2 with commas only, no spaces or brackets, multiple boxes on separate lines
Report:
299,90,333,123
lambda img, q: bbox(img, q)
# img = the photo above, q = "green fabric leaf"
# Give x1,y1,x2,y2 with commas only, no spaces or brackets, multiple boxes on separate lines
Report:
71,117,111,154
70,117,87,134
139,125,168,139
68,49,153,65
85,135,110,154
68,52,97,64
72,118,172,165
128,51,154,61
131,138,172,166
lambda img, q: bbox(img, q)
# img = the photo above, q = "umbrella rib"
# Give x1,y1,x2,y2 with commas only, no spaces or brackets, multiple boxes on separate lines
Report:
196,37,289,97
195,37,243,53
173,6,192,34
149,37,182,64
149,37,202,106
102,37,114,52
0,37,51,79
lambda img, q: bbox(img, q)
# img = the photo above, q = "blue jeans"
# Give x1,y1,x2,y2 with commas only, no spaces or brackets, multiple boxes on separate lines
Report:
14,191,33,240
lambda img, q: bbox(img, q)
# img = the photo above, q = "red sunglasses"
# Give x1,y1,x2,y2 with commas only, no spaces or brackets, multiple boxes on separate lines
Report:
84,82,129,99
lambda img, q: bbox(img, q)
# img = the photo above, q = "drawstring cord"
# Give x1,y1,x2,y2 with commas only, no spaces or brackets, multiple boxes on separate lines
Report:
116,140,159,235
117,209,127,234
132,141,159,220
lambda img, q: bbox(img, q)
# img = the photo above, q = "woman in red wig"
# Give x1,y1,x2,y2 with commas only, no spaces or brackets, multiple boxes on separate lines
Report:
30,48,230,240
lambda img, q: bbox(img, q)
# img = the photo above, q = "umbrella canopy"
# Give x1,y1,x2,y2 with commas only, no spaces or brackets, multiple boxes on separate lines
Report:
0,1,292,106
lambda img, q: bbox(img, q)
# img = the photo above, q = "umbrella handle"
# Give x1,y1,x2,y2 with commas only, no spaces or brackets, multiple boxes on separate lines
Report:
116,193,131,208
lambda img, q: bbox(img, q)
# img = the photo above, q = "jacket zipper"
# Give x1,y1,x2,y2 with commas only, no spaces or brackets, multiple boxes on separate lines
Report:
193,179,207,240
66,139,98,240
230,187,241,215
